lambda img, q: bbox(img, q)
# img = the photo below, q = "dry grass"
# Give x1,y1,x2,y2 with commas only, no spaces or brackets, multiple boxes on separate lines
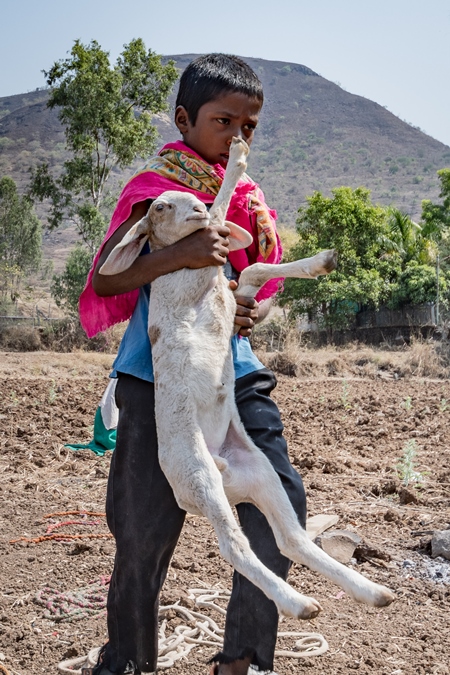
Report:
0,324,42,351
253,321,450,380
0,320,126,353
2,314,450,380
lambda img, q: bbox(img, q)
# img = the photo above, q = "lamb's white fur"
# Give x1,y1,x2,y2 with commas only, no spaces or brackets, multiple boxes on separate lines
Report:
100,138,394,620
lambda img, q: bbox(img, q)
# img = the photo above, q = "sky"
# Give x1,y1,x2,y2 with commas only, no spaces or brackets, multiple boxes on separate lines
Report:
2,0,450,147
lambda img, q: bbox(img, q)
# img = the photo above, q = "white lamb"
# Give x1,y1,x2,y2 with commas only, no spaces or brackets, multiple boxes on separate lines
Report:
100,137,394,620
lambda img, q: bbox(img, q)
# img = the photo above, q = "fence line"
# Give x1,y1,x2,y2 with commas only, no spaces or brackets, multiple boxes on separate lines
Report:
0,309,59,328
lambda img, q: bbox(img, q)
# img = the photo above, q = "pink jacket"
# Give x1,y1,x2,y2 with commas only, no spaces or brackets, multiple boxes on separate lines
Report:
79,141,282,338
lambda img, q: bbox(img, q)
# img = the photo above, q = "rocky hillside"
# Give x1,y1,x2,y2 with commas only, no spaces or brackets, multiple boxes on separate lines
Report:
1,54,449,227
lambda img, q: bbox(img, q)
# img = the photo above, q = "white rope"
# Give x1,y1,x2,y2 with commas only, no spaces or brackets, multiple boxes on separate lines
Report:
275,632,329,658
57,587,328,673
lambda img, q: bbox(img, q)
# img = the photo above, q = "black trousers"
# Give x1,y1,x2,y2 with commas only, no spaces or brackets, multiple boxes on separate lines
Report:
99,368,306,674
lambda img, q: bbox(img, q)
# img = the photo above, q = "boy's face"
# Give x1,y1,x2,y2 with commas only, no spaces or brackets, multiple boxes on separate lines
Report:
175,92,261,168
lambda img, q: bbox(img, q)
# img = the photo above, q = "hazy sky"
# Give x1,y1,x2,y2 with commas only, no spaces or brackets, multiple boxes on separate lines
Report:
2,0,450,146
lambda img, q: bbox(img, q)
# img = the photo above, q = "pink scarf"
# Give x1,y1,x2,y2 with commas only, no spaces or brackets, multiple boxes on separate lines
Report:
79,141,282,338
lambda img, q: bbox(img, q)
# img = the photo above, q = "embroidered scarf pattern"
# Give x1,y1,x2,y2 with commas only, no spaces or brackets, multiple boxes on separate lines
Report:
137,148,278,261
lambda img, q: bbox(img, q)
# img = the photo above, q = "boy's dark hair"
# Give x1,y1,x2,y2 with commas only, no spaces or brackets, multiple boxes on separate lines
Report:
176,54,264,125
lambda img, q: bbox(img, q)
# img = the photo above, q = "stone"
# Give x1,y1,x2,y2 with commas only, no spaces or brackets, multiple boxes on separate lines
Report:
306,514,339,540
431,530,450,560
316,529,362,564
354,541,391,563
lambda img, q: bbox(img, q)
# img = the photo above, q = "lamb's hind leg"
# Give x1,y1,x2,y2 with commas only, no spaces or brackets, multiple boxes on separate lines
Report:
236,249,338,298
221,421,395,608
177,453,322,620
205,495,322,620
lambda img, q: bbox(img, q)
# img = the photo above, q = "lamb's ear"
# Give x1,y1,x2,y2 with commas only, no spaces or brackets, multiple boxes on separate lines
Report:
99,218,150,275
225,221,253,251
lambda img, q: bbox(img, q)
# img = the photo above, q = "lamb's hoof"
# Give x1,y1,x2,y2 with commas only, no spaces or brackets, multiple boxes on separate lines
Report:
322,249,338,273
372,586,395,607
312,249,338,276
297,597,322,620
230,136,249,155
354,582,395,607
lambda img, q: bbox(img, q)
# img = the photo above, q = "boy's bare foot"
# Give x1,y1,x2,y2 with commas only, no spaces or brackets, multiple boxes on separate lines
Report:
210,655,252,675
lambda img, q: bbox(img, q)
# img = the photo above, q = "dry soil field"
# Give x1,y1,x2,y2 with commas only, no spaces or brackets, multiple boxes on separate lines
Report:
0,351,449,675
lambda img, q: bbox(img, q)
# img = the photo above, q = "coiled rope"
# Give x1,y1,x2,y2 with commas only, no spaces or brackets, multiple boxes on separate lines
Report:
36,575,111,623
55,587,328,673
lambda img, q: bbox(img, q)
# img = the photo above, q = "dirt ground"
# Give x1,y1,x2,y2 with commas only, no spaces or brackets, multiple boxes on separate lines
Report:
0,350,449,675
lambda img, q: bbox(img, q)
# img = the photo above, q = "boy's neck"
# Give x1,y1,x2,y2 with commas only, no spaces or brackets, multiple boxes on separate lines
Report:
166,138,222,172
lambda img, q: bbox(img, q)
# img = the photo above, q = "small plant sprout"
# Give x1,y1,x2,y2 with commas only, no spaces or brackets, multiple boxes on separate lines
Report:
48,380,57,405
10,391,19,406
439,398,448,413
396,439,426,488
48,380,58,434
340,380,352,410
402,395,412,411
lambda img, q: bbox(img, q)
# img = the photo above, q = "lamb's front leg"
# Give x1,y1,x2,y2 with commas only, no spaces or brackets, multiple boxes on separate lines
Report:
236,249,338,298
159,441,321,620
208,137,249,226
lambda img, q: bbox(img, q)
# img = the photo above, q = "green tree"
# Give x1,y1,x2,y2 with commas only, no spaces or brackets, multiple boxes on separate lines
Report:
0,176,42,308
280,187,398,328
388,261,448,309
30,39,178,252
51,246,92,317
29,38,178,315
280,189,448,328
387,208,434,265
385,208,448,311
421,168,450,240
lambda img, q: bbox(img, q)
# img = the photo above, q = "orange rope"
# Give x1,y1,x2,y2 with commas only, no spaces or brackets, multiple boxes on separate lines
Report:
0,665,11,675
9,511,111,544
45,520,101,534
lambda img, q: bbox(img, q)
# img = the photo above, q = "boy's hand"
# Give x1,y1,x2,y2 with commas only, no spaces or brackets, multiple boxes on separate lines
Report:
229,280,259,337
177,225,231,269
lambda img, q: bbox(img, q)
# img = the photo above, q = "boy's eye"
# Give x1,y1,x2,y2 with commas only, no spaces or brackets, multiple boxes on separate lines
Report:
217,118,230,125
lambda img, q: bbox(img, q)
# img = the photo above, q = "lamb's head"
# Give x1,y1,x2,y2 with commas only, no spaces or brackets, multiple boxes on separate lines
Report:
100,190,252,276
148,191,210,250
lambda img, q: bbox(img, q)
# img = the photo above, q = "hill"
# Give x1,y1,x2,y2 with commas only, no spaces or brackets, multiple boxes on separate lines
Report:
1,54,449,230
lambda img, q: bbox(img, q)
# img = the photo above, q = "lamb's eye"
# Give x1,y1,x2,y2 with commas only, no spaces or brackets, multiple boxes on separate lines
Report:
155,203,164,211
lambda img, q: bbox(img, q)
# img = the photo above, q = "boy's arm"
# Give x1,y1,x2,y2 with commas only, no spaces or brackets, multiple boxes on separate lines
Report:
229,280,272,337
92,200,232,297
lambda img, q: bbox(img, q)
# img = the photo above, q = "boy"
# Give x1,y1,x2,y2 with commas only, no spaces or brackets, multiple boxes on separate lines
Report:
80,54,306,675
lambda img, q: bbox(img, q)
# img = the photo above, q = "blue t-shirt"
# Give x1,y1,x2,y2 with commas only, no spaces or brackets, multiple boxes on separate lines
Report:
111,266,264,383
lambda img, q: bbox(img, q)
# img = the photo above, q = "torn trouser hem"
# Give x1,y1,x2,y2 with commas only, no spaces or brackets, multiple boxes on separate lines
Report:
208,648,273,672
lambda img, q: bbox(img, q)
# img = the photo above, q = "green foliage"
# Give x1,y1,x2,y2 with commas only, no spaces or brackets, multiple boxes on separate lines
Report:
421,168,450,240
28,38,177,316
29,38,178,254
51,245,92,316
388,261,447,309
280,187,447,327
0,176,42,304
280,187,397,328
383,208,449,310
387,208,433,265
